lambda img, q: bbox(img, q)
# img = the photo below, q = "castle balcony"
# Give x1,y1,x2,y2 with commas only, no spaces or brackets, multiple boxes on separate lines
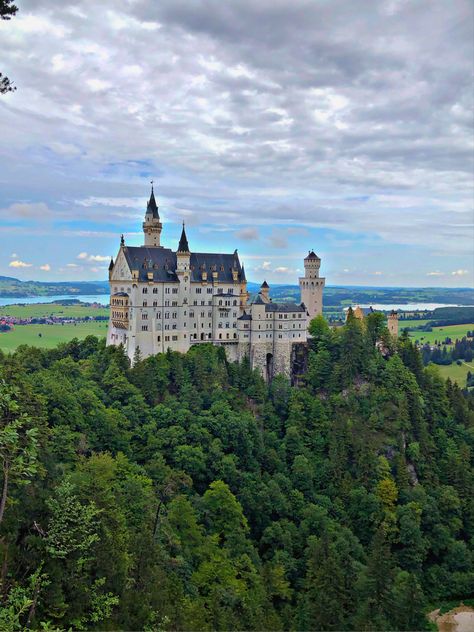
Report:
111,292,129,330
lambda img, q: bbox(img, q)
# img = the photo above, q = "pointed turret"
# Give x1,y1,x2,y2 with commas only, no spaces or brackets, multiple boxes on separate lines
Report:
146,185,159,219
177,222,190,253
108,257,114,271
260,280,270,302
143,182,163,247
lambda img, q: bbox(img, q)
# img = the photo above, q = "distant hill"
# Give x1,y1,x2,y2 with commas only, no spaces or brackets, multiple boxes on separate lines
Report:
1,276,473,309
0,276,109,298
248,282,474,308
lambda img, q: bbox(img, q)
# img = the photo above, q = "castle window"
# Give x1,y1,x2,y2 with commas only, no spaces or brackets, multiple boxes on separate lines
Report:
153,301,158,307
143,301,147,307
172,312,177,318
233,300,237,306
165,312,169,318
142,313,148,320
229,289,234,294
141,325,148,331
165,336,170,341
157,312,161,319
172,301,178,306
172,288,178,294
217,288,223,294
190,311,194,317
201,311,205,317
219,333,222,339
165,324,169,330
172,325,177,330
153,287,158,294
157,335,161,341
207,288,213,294
165,288,170,294
165,300,170,307
196,288,202,294
193,300,197,306
142,288,148,294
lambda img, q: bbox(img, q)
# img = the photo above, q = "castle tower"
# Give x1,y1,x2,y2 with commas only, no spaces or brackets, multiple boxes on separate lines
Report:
388,310,398,337
259,280,270,303
142,184,162,247
176,222,190,272
299,250,325,323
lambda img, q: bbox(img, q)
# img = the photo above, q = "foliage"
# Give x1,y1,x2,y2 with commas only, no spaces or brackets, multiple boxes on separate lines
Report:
0,322,473,630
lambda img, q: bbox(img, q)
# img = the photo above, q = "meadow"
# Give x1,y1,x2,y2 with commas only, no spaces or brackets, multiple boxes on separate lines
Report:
0,303,109,319
432,361,474,386
0,321,108,352
407,323,474,345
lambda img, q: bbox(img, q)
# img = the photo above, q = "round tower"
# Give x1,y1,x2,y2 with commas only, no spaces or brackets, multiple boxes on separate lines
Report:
299,250,325,323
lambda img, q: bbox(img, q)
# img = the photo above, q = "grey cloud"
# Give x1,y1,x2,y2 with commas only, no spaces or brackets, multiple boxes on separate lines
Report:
0,0,473,264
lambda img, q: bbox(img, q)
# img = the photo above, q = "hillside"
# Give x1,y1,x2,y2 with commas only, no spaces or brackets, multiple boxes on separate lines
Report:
0,317,472,630
0,276,109,298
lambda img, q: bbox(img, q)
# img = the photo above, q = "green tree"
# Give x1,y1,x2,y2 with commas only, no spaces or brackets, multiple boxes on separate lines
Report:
0,382,38,524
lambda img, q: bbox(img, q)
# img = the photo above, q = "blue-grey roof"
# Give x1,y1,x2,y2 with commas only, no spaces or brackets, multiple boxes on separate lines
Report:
265,302,305,313
122,246,245,283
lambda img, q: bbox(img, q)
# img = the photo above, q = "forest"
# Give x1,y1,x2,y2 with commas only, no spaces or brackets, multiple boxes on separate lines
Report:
0,313,473,631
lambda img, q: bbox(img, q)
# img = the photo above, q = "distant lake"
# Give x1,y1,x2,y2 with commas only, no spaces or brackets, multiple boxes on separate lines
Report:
0,294,110,307
345,302,471,312
0,296,472,312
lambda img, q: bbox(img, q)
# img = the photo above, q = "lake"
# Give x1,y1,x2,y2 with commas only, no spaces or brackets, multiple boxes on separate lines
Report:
345,303,470,312
0,296,472,313
0,294,110,307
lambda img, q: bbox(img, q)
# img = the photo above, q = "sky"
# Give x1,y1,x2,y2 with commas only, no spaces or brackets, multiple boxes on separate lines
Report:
0,0,473,287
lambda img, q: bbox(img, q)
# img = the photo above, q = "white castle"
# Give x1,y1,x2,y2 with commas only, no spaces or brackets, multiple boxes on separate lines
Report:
107,186,325,380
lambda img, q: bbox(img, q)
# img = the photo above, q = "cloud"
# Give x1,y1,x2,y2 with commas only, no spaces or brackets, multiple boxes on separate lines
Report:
235,227,259,241
11,253,17,258
66,263,79,267
427,271,445,277
76,252,109,262
88,254,109,262
0,0,473,284
274,266,289,274
269,230,288,249
1,202,53,219
9,260,32,268
39,263,51,271
451,269,469,276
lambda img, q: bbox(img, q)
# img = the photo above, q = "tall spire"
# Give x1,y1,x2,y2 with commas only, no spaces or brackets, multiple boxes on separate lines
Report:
143,181,163,247
177,221,190,253
146,181,159,219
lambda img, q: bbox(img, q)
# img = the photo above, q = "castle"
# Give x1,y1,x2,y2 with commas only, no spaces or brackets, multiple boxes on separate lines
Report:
106,186,325,380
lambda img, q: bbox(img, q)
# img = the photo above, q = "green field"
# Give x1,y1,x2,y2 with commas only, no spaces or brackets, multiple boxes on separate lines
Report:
431,361,474,387
407,323,474,345
0,321,108,352
0,303,109,319
399,319,431,329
